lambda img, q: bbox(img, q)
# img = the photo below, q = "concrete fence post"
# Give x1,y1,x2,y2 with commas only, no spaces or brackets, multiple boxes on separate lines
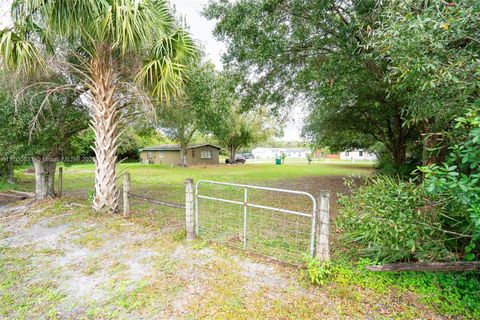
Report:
316,191,330,261
185,178,195,241
123,172,130,217
58,167,63,198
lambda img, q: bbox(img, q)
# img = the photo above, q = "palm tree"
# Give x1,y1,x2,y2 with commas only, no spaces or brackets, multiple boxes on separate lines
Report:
0,0,196,213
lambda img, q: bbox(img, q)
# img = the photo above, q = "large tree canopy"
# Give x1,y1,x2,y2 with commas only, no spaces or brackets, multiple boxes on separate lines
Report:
0,77,88,198
204,0,418,165
0,0,197,212
200,71,275,162
157,61,217,166
369,0,480,130
204,0,479,168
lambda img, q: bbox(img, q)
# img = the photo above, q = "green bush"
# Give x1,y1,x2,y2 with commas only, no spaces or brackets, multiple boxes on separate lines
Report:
420,108,480,256
305,256,332,286
337,175,467,262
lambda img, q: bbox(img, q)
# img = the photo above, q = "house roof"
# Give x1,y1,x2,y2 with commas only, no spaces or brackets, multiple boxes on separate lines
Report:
140,143,221,152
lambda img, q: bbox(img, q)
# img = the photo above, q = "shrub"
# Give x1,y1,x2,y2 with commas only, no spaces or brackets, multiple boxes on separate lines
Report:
420,108,480,258
305,256,332,286
337,175,467,263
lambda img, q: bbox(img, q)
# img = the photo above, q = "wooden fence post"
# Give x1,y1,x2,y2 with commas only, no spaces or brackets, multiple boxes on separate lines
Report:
123,172,130,217
185,178,195,241
57,167,63,198
316,191,330,261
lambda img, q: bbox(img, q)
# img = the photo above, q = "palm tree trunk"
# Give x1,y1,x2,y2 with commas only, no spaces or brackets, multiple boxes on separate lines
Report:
88,49,120,213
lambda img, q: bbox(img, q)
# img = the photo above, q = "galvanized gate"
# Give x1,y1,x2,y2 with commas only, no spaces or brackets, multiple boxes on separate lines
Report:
195,180,317,263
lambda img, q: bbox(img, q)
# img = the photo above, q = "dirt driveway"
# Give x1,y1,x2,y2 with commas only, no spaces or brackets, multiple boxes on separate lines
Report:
0,198,442,319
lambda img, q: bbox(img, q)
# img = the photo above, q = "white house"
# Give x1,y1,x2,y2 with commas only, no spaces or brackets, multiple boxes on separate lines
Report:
340,149,377,161
252,147,309,159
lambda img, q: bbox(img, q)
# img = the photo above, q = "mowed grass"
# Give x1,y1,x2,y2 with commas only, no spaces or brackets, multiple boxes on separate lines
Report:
10,161,373,263
12,161,372,263
71,161,371,184
2,162,477,318
14,161,373,197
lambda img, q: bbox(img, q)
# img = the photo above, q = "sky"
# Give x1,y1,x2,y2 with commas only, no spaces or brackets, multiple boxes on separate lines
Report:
0,0,304,141
172,0,303,141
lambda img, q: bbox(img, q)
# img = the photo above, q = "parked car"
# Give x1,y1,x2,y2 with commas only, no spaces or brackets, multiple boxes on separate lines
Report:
237,152,254,159
225,154,246,164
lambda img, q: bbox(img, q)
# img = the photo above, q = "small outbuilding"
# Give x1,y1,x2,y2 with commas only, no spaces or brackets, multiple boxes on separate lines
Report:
139,144,221,165
340,149,377,161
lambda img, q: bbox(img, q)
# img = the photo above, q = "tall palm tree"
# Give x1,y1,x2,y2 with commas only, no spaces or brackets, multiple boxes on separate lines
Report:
0,0,196,213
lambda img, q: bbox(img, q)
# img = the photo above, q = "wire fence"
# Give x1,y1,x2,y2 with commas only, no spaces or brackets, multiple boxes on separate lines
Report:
126,180,185,229
57,168,327,264
57,168,186,229
196,181,316,264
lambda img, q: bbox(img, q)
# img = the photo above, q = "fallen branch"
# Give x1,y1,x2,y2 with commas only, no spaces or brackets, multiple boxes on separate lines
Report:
0,200,36,220
0,192,27,199
8,190,35,198
0,212,26,221
366,261,480,272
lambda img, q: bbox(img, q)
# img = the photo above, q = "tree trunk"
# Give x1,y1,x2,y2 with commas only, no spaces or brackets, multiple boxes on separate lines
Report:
392,140,407,167
0,162,6,180
89,49,120,214
7,159,14,184
228,145,236,163
392,110,408,167
180,143,188,167
32,157,56,200
422,133,445,166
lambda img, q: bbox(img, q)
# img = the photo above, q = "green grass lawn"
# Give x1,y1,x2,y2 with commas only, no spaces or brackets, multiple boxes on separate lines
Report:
13,161,373,198
2,161,478,319
66,161,372,183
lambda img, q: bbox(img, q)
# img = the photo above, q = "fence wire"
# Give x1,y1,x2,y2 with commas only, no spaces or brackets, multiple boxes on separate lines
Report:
57,168,185,230
196,182,315,264
58,167,316,263
127,182,185,228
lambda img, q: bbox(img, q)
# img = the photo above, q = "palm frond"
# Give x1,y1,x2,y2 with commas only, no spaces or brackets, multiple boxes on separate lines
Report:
136,28,197,101
136,56,186,101
0,28,46,75
97,0,171,55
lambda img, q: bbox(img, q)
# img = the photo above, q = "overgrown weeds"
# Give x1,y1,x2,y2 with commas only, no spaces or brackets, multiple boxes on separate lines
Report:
305,257,480,318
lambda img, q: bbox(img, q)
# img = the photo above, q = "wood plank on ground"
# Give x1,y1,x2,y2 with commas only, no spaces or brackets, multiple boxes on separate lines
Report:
367,261,480,272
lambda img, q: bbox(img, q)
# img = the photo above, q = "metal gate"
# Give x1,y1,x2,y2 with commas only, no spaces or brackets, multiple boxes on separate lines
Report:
195,180,317,263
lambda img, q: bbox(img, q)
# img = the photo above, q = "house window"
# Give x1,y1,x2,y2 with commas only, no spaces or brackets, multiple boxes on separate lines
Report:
201,150,212,159
147,151,153,159
345,151,349,156
359,150,363,157
158,151,164,158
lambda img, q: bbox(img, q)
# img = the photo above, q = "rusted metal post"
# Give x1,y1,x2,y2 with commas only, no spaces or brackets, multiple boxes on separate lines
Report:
58,167,63,198
316,191,330,261
185,178,195,241
123,172,130,217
